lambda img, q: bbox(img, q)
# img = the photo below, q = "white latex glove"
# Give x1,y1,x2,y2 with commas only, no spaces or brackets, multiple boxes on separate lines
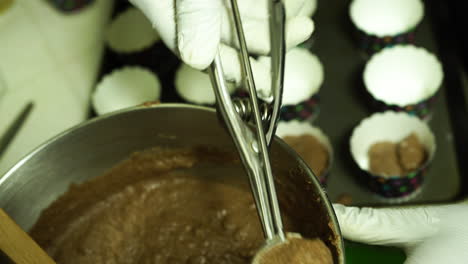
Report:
129,0,314,86
333,203,468,264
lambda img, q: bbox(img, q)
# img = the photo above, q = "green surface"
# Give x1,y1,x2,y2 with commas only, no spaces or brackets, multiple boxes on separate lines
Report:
345,240,406,264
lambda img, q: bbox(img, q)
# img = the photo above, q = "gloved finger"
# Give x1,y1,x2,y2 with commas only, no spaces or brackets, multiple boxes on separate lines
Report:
402,204,468,264
405,204,468,264
129,0,177,52
175,64,237,105
283,0,309,18
332,204,440,247
298,0,317,17
130,0,222,70
218,44,271,93
404,236,468,264
176,0,223,70
285,16,315,49
221,14,314,55
132,0,313,69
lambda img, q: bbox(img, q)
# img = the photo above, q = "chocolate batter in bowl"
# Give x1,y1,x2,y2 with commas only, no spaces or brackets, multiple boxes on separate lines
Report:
0,104,344,263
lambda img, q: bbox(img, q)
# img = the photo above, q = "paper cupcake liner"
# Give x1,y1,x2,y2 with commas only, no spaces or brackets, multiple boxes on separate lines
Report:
350,111,436,200
372,95,437,121
92,66,162,115
357,163,426,201
112,43,180,78
357,29,416,55
375,182,424,204
281,95,320,122
350,0,424,55
364,45,443,120
276,121,333,186
47,0,94,12
234,90,320,122
106,8,179,77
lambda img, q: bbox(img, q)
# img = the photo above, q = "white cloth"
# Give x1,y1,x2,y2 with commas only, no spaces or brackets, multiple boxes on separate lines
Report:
0,0,113,176
334,201,468,264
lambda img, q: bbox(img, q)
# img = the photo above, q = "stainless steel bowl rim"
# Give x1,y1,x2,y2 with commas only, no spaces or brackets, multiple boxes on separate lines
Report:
0,103,345,263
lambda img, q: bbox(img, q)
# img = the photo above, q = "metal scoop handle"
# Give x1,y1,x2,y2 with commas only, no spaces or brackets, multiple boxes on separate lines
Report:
266,0,286,145
208,0,286,242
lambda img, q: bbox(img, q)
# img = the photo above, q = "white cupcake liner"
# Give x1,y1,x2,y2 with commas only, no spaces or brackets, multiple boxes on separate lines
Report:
106,7,160,54
364,45,443,107
351,111,435,171
92,66,161,115
257,48,324,105
175,64,236,105
276,121,333,184
350,0,424,37
350,111,436,200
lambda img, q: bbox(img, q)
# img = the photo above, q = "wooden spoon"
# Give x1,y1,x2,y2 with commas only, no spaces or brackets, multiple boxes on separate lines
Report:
0,208,56,264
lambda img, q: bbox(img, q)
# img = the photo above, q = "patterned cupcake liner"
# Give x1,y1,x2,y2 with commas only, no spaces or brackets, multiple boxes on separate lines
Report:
47,0,94,12
280,95,320,122
357,29,416,56
110,43,180,79
373,95,437,121
350,111,436,203
359,165,426,200
276,121,333,187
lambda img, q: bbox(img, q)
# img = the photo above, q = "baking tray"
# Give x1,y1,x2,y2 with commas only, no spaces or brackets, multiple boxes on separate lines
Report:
313,0,468,206
302,0,465,206
98,0,468,207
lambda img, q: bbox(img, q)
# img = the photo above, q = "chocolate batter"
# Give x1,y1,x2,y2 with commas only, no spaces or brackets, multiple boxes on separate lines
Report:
29,147,332,264
398,133,426,171
283,135,329,178
256,237,333,264
368,142,402,176
368,133,427,176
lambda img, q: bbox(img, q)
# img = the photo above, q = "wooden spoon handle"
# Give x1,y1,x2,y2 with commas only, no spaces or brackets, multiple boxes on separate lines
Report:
0,208,56,264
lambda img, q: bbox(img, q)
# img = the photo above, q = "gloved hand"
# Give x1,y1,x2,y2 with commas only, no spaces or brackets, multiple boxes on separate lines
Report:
129,0,314,87
333,202,468,264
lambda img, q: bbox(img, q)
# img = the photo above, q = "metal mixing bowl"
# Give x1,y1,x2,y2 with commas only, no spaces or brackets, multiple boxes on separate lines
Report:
0,104,344,263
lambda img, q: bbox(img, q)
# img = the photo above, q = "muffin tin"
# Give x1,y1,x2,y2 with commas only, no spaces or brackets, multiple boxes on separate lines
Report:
96,1,468,206
312,0,467,206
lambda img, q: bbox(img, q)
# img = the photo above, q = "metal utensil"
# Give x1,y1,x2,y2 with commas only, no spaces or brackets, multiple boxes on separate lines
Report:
0,104,344,264
0,102,34,157
208,0,286,245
